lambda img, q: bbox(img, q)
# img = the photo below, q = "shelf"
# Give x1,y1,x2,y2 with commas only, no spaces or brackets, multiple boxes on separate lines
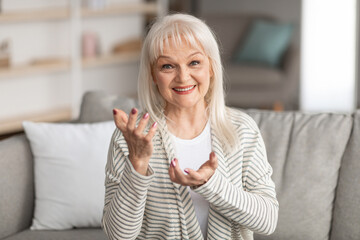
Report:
0,107,72,135
82,51,141,68
81,2,158,18
0,2,157,24
0,59,70,79
0,8,70,23
0,52,140,79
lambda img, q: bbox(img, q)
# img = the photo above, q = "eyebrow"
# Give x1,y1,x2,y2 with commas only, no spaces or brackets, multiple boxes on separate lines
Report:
157,51,203,60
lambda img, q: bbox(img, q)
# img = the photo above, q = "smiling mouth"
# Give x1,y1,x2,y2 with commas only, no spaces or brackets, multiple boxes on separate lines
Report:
173,85,196,92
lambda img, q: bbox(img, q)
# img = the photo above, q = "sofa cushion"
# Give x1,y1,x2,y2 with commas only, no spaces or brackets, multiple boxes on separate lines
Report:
22,121,115,230
78,91,139,123
0,134,34,239
331,110,360,240
200,14,274,63
245,110,352,240
3,228,106,240
232,20,293,67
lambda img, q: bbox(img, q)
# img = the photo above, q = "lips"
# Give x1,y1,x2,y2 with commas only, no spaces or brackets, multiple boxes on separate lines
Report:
173,85,196,92
172,85,196,95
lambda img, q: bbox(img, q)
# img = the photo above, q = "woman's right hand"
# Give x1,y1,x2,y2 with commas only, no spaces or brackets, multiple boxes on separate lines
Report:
113,108,157,176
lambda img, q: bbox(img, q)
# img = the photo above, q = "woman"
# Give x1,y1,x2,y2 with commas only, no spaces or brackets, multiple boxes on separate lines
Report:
102,13,278,240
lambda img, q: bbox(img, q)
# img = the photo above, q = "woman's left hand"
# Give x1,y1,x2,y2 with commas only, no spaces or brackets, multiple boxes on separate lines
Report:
169,152,218,187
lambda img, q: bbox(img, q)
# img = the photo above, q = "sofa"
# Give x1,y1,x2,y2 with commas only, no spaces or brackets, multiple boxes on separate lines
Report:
200,13,300,110
1,91,360,240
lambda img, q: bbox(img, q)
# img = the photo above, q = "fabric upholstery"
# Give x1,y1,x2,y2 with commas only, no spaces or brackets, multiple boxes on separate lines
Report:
3,228,106,240
78,91,139,123
330,110,360,240
233,20,293,67
225,64,283,87
22,121,115,230
0,134,34,239
245,110,352,240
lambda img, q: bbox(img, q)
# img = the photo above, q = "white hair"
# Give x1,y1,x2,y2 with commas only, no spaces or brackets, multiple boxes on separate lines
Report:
137,13,238,152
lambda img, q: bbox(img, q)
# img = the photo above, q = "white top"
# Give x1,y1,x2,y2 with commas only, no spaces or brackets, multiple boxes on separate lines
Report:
170,120,212,239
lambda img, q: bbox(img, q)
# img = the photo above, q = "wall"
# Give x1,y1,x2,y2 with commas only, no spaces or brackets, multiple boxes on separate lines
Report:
300,0,357,113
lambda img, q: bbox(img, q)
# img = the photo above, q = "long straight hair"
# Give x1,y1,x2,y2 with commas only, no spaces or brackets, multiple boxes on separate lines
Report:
138,13,238,152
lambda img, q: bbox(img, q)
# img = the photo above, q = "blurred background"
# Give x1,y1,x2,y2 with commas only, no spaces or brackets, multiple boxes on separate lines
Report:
0,0,358,139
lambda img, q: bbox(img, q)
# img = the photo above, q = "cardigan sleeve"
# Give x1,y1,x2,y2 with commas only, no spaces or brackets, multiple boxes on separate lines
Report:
192,130,279,235
101,128,155,240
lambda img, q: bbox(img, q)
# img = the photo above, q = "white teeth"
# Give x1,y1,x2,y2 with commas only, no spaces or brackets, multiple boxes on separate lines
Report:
173,85,195,92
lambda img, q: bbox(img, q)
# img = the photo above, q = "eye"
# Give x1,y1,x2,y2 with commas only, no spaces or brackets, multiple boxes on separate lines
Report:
190,60,200,66
161,64,173,70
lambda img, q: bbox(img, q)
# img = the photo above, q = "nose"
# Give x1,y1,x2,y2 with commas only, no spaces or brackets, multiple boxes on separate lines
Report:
176,65,191,82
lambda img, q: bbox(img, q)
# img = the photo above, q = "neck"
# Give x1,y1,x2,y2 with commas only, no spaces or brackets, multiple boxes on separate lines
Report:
165,101,209,139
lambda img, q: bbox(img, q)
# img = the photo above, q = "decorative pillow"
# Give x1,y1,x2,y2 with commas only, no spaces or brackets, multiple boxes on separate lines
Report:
22,120,115,230
233,20,293,67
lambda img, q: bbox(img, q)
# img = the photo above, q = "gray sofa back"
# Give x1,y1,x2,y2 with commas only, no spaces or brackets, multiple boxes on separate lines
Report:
0,134,34,239
245,110,353,240
331,110,360,240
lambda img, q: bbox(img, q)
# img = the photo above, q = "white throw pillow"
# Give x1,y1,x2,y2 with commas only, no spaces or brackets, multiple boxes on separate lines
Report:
22,120,115,230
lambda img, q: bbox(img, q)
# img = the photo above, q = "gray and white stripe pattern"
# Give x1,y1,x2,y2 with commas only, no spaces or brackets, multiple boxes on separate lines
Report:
102,108,279,240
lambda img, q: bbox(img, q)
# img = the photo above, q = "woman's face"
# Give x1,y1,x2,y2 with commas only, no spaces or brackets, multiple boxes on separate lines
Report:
152,38,213,113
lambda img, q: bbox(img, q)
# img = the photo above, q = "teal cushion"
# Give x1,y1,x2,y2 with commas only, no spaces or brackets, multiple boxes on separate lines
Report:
233,20,293,67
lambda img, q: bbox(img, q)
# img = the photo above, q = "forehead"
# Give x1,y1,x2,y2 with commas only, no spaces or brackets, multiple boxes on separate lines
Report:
156,35,205,58
162,40,203,55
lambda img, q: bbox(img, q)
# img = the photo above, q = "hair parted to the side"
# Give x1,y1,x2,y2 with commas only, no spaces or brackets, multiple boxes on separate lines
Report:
138,13,238,152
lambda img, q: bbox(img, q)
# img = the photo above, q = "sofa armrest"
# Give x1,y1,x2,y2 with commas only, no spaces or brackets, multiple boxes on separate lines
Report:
281,44,300,76
0,134,34,239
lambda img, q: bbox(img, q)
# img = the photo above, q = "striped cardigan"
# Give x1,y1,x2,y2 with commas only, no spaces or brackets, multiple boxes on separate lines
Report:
102,108,279,240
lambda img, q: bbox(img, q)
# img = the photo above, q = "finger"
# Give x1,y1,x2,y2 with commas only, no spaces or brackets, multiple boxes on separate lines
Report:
172,158,188,185
144,122,158,142
127,108,138,131
134,112,150,136
209,151,218,169
168,159,176,182
113,108,128,132
184,168,203,183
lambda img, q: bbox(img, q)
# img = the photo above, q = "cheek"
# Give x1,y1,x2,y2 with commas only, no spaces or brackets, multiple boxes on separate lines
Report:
196,67,211,86
154,73,172,92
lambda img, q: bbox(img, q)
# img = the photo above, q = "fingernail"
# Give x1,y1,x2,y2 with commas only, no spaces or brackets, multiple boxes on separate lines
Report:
143,113,149,119
184,169,189,174
112,109,117,115
152,122,157,128
131,108,137,114
172,158,176,167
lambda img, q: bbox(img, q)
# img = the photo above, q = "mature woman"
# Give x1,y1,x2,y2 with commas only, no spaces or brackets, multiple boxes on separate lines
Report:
102,13,278,240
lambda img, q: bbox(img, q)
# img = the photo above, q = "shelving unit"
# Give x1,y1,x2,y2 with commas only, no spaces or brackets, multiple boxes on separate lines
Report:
82,51,141,69
0,8,70,23
0,108,72,135
0,59,70,79
81,2,158,18
0,1,159,79
0,2,158,23
0,0,167,136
